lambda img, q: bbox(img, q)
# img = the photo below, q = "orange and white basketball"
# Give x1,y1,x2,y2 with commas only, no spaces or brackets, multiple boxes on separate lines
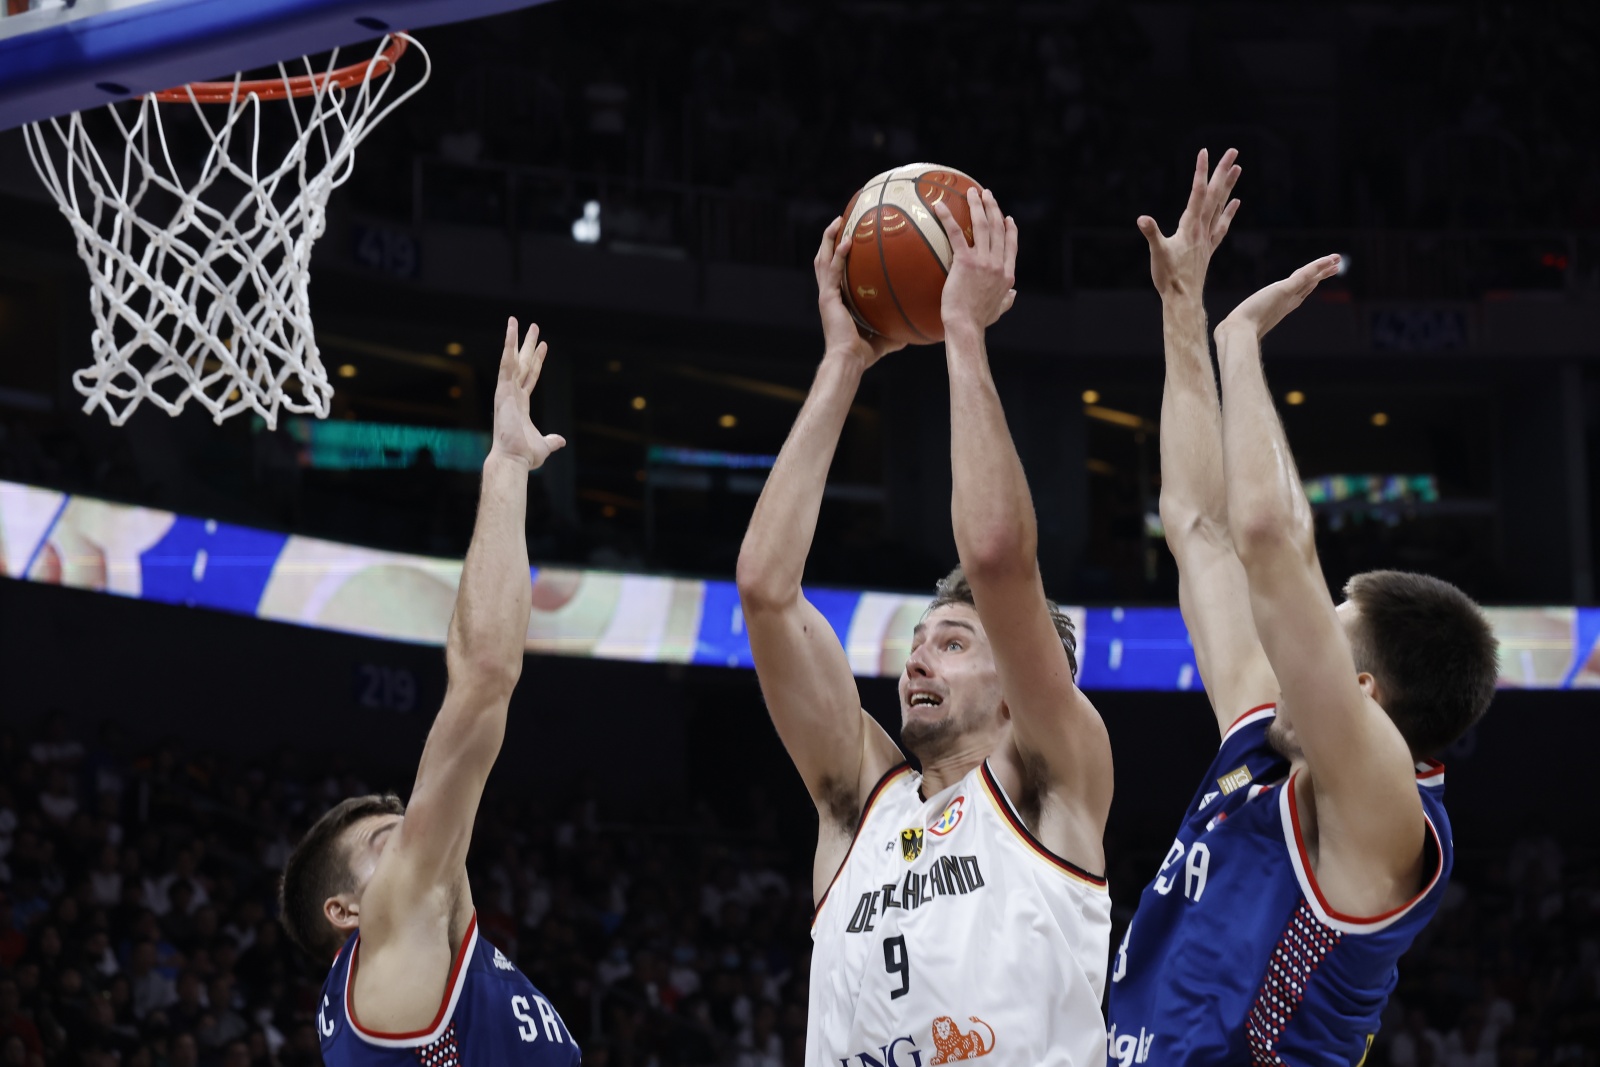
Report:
840,163,981,346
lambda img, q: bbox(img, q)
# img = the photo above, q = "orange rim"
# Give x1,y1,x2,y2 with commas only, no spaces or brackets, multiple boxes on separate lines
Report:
150,35,408,104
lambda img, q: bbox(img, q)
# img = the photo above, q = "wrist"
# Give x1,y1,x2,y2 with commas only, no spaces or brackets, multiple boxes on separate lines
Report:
1162,288,1205,312
942,318,984,348
1213,317,1259,344
820,346,871,378
485,449,534,474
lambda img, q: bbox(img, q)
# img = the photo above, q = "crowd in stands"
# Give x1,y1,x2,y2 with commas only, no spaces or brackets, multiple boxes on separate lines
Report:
0,708,1594,1065
365,0,1600,291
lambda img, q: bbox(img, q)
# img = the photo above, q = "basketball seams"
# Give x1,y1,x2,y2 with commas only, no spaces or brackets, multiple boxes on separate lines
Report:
872,174,934,345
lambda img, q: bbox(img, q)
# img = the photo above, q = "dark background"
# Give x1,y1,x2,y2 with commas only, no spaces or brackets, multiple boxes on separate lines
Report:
0,1,1596,1065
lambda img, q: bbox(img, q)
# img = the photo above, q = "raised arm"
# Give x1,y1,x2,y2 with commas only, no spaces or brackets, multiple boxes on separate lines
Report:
1140,148,1279,734
364,320,566,933
932,188,1111,861
736,220,905,846
1215,258,1427,914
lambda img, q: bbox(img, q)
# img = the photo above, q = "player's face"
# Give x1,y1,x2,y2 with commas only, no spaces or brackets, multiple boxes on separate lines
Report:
1267,600,1366,759
344,813,404,901
898,604,1006,759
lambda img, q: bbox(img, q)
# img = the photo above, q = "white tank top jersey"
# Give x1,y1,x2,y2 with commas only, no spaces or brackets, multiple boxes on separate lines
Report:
807,759,1112,1067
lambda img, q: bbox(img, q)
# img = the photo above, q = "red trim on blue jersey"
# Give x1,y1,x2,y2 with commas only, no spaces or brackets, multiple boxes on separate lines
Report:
1225,703,1278,735
1415,759,1446,786
346,914,477,1039
1285,773,1444,926
978,761,1106,886
810,762,913,926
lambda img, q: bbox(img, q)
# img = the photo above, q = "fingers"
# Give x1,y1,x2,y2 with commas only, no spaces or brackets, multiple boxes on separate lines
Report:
1294,253,1342,293
1207,148,1240,203
833,231,854,275
1180,148,1209,227
931,197,965,249
542,433,567,454
982,189,1006,254
499,317,519,380
1002,214,1018,283
1000,289,1017,315
965,186,987,252
815,217,843,274
1213,198,1241,243
1136,214,1163,249
520,341,549,394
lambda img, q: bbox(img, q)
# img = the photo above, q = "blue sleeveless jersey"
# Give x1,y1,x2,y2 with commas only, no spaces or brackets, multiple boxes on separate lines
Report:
315,914,580,1066
1105,706,1451,1067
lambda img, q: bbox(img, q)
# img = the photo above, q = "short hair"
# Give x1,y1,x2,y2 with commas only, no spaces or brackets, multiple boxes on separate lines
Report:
278,794,404,962
927,565,1078,679
1343,570,1498,758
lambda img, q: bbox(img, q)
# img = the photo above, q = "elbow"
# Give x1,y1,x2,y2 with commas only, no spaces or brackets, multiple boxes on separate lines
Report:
735,551,795,615
1232,509,1315,569
446,650,522,702
959,524,1037,584
1158,494,1228,552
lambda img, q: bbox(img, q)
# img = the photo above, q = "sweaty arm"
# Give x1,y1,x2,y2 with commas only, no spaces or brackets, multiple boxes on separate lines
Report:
357,320,567,1021
736,221,904,899
936,189,1111,868
1141,148,1278,734
1215,259,1427,915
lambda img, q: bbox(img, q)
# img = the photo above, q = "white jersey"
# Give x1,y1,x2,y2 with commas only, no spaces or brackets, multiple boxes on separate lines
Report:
807,760,1111,1067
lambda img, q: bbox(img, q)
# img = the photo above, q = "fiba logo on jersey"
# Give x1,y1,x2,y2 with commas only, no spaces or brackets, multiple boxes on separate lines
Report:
928,796,964,836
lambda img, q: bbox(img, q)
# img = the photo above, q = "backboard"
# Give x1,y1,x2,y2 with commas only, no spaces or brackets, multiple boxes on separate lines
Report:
0,0,559,131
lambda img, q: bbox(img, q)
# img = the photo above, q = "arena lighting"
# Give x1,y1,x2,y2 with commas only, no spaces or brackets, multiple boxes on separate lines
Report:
444,342,464,356
1082,389,1100,404
718,414,738,428
630,395,647,411
1286,390,1306,405
1084,403,1155,432
2,478,1592,689
571,200,601,244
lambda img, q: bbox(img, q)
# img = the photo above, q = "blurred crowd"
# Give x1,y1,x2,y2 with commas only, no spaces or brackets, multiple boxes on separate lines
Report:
0,708,1594,1065
0,711,817,1066
365,0,1600,291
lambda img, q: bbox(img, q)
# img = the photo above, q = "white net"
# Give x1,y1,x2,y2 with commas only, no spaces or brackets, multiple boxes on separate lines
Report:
22,34,430,427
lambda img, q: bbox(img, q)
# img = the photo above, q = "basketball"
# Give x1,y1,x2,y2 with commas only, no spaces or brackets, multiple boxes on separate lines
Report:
841,163,982,346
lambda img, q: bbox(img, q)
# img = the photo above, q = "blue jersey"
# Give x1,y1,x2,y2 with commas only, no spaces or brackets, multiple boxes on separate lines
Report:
315,914,580,1066
1105,706,1451,1067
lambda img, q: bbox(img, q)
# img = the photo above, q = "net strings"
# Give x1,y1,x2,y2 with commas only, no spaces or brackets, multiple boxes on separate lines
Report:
21,33,429,427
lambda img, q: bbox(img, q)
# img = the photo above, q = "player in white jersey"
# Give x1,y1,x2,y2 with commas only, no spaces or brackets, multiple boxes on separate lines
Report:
737,189,1114,1067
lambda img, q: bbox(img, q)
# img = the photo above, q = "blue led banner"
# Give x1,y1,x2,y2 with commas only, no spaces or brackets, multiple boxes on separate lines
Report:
0,480,1593,690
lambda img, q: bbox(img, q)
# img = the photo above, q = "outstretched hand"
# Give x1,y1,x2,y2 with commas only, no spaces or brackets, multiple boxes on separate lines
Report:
816,218,905,368
932,187,1017,334
1216,255,1342,341
490,318,567,471
1137,147,1242,301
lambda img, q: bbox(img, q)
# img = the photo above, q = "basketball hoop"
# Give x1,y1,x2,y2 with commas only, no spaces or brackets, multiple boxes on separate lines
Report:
22,33,430,427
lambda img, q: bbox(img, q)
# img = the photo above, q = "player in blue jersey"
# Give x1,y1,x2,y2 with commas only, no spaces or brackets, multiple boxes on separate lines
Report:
276,320,580,1065
1104,151,1500,1067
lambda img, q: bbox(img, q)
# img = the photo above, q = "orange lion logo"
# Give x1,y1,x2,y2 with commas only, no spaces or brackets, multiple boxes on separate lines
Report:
929,1016,995,1062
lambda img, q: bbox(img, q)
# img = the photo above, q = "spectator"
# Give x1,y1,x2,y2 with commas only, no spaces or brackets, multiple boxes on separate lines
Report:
126,942,175,1021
